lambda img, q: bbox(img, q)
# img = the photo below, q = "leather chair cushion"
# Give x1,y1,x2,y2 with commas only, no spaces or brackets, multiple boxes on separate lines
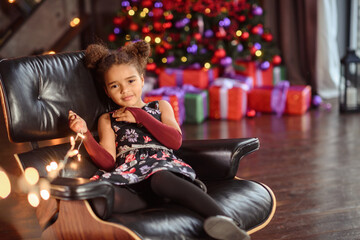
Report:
109,179,273,239
0,52,107,142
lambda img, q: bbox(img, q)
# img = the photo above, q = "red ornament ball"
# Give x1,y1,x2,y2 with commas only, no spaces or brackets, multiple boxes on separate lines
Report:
238,15,246,22
163,42,172,50
142,0,152,8
241,32,249,40
113,17,123,25
250,46,257,55
262,33,273,42
194,33,202,41
142,27,150,34
108,34,116,42
146,63,156,71
251,26,260,35
246,109,256,118
272,55,282,65
154,22,163,31
130,23,139,31
214,49,226,58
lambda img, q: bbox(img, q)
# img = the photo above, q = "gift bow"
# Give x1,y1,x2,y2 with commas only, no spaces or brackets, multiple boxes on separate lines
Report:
212,78,250,91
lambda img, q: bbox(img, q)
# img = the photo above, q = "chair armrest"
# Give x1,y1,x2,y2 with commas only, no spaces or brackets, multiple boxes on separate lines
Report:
174,138,259,180
50,177,114,219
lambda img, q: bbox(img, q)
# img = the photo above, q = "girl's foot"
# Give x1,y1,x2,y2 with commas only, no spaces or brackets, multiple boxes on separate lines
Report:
204,215,250,240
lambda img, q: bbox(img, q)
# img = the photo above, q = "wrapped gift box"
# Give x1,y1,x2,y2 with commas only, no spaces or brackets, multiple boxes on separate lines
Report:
184,90,208,124
285,86,312,115
142,76,158,99
209,79,248,120
143,87,185,125
159,67,219,89
248,84,311,115
273,65,287,85
235,61,273,87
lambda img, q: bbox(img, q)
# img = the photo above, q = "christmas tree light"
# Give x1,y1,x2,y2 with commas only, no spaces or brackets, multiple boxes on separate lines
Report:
107,0,281,70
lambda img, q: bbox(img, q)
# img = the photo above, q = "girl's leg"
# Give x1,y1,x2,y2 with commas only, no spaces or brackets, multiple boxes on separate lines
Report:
150,171,250,240
90,185,148,219
150,170,225,218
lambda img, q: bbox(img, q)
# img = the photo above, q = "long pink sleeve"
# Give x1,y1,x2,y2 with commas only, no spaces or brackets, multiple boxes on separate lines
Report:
83,131,115,171
126,107,182,150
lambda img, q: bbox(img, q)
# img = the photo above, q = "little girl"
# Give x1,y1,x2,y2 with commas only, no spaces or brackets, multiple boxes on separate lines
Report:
68,40,250,240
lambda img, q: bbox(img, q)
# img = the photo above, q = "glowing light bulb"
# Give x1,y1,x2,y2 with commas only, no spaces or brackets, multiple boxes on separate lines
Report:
8,0,15,3
24,167,39,185
40,190,50,200
155,37,161,44
70,17,80,27
204,62,211,69
0,170,11,199
140,11,146,18
78,133,85,139
28,192,40,207
128,9,135,16
50,161,58,170
236,30,242,37
144,36,151,42
255,50,262,57
70,136,75,146
68,149,79,157
181,56,187,63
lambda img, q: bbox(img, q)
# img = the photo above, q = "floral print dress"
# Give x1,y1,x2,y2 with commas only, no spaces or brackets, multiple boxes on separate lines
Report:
90,101,196,186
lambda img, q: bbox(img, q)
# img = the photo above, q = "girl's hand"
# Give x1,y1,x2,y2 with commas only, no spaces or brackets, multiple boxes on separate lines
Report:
68,110,88,133
112,107,136,123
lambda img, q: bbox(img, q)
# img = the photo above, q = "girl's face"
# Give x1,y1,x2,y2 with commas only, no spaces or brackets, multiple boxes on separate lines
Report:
104,64,145,108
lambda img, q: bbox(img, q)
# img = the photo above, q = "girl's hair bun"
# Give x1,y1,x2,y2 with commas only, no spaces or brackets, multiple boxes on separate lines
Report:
133,40,151,59
85,44,109,69
123,40,150,60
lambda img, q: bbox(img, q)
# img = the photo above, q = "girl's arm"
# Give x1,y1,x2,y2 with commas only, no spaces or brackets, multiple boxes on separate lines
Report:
157,100,182,134
68,111,116,171
114,101,182,150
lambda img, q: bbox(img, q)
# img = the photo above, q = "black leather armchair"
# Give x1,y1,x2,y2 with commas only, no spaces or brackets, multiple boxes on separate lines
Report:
0,52,275,239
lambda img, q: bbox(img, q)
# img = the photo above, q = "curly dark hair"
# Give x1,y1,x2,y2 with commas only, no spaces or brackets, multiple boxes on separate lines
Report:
85,40,150,86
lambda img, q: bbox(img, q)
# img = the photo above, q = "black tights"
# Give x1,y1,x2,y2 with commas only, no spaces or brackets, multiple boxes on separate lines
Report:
91,171,225,219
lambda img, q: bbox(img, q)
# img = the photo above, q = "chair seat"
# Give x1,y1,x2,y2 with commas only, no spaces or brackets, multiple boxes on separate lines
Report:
108,179,274,239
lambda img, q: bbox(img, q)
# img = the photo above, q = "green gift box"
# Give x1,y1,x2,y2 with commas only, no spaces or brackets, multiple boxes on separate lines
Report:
273,65,287,85
184,90,208,124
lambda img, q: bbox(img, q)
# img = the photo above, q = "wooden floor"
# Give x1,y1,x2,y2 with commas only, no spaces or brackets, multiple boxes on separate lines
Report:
1,99,360,240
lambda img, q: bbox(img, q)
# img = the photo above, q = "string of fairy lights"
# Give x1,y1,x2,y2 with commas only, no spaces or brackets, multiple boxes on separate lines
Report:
0,132,85,207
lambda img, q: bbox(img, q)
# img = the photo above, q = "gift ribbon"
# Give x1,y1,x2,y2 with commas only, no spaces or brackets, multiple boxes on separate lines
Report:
208,68,215,85
212,78,249,119
146,86,186,124
165,69,184,86
255,66,263,86
271,80,290,116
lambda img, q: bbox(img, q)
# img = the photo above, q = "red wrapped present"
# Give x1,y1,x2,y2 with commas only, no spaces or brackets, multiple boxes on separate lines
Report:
248,83,311,115
209,79,248,120
143,87,185,125
159,67,219,89
285,85,312,115
235,61,273,87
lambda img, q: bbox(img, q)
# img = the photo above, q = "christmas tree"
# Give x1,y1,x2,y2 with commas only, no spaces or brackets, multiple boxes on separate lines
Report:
107,0,281,73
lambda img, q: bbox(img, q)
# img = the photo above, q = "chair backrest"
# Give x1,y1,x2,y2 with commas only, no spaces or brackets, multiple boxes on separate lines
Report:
0,52,108,144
